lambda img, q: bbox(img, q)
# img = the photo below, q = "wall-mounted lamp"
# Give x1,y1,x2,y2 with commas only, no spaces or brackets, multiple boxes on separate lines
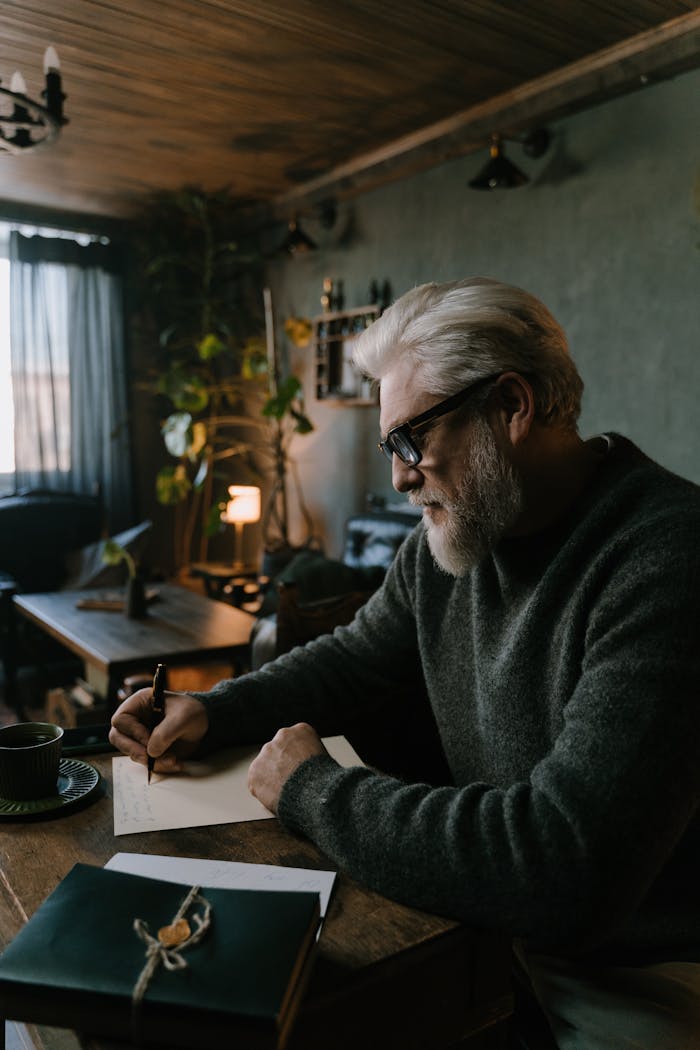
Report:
221,485,261,570
281,217,317,255
280,199,338,256
469,129,550,190
0,46,68,154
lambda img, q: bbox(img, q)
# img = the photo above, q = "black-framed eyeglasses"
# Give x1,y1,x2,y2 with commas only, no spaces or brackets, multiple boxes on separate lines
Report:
378,372,502,466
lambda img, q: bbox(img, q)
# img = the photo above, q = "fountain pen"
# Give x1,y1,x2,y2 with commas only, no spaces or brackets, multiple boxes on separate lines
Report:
147,663,167,784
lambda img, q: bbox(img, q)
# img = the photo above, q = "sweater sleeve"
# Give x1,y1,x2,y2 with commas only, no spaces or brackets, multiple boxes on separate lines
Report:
277,515,700,958
190,527,426,749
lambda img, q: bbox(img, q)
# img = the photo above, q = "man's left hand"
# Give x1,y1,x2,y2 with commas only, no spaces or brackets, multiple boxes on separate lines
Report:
248,723,328,814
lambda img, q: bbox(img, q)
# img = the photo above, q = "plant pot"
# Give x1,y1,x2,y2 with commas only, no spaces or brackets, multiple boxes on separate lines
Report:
125,574,148,619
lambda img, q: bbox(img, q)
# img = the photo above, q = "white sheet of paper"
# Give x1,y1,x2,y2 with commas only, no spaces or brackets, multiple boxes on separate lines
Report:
105,852,337,920
112,735,363,836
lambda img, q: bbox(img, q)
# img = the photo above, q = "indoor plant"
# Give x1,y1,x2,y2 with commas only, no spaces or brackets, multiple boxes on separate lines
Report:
128,186,315,571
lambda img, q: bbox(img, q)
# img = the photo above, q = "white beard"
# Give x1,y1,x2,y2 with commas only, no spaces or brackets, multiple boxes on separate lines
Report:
411,417,524,576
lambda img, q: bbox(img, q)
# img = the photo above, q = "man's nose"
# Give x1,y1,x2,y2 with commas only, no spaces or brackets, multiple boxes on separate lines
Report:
392,455,422,493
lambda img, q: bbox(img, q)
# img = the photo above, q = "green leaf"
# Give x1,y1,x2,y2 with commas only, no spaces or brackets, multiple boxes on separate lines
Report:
102,539,136,577
291,408,314,434
204,502,224,537
156,464,192,505
197,333,227,360
261,396,282,421
159,323,178,348
162,412,194,457
193,457,209,489
280,374,303,399
189,421,208,459
241,338,269,380
215,240,239,255
262,375,304,421
159,369,209,413
102,539,125,566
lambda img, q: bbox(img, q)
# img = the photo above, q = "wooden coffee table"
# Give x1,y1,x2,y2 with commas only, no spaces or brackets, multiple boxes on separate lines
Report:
12,583,255,711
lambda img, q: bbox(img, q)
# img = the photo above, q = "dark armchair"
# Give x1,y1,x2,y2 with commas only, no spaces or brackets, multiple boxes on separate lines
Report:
251,507,422,668
0,488,104,715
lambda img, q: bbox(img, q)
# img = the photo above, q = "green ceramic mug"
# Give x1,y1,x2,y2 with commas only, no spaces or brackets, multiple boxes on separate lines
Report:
0,723,64,801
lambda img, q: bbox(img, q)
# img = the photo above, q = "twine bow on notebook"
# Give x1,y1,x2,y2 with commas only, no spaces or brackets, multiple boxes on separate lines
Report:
131,885,212,1043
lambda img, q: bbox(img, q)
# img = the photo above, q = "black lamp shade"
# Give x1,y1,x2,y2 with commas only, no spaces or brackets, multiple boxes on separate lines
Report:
282,219,317,255
469,141,529,190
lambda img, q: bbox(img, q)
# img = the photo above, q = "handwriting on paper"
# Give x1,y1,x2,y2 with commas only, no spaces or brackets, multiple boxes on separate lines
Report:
112,756,160,832
112,736,362,837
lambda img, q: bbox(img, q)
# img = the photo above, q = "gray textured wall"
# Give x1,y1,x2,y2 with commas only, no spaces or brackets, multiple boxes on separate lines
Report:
266,67,700,558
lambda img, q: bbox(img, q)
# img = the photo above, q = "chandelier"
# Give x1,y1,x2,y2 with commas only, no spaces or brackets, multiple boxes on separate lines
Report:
0,47,67,154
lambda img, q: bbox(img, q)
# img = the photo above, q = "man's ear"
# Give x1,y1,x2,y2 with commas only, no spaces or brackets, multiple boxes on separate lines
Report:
490,372,535,447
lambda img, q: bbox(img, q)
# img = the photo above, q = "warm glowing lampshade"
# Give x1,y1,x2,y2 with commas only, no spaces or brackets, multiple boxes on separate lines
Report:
221,486,261,569
222,485,261,524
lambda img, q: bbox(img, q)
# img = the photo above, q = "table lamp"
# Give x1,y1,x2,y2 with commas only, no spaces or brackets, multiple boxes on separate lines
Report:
221,485,261,570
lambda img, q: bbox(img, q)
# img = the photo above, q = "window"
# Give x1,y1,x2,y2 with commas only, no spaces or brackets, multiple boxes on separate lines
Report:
0,220,110,496
0,251,13,481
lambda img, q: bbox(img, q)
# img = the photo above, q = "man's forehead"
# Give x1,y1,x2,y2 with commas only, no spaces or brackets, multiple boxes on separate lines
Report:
379,362,435,434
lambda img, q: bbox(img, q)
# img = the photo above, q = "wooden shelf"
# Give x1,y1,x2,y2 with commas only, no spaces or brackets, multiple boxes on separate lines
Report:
313,304,379,403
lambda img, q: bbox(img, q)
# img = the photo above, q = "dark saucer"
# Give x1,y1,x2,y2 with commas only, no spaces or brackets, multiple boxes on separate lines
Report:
0,758,100,818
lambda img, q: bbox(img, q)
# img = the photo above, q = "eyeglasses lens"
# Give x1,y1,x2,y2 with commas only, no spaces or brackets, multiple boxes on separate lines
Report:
379,431,420,466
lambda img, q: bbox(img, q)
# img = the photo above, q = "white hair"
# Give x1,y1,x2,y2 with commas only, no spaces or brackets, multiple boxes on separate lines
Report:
353,277,583,429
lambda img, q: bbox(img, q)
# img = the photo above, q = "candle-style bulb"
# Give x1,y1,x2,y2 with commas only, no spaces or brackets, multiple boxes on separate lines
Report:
9,72,31,135
10,72,27,95
44,46,60,74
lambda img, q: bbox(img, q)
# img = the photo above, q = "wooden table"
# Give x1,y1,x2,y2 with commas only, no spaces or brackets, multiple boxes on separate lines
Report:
0,755,513,1050
12,584,255,709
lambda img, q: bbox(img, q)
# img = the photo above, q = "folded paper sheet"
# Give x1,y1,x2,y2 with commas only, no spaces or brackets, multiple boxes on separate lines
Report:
112,736,363,836
106,853,336,922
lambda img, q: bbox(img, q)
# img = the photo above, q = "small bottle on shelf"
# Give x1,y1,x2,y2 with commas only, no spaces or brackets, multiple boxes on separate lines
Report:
321,277,333,313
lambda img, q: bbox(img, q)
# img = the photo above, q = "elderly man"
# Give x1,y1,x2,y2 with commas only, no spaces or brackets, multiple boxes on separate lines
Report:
111,278,700,1048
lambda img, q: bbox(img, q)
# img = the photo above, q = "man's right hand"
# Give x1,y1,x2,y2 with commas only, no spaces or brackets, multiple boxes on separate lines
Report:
109,689,209,774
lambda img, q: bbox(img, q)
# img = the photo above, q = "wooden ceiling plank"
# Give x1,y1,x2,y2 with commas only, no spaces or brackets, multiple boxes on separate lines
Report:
1,0,666,100
273,8,700,214
1,0,697,217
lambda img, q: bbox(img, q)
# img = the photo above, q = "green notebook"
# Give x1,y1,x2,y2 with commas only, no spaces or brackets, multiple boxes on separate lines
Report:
0,863,320,1049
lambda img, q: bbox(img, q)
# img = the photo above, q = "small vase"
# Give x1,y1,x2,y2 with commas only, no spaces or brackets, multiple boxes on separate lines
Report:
125,574,147,619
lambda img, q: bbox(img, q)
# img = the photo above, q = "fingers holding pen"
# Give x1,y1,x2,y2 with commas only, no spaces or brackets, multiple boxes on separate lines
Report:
110,690,209,772
109,686,153,762
145,693,208,773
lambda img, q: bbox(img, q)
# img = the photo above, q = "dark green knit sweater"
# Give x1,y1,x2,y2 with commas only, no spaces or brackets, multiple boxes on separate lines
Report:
196,436,700,961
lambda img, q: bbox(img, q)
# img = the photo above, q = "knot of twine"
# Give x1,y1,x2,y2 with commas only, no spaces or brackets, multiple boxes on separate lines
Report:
131,885,212,1045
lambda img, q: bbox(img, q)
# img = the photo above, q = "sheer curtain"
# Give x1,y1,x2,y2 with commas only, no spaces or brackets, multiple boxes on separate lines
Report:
9,231,133,531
